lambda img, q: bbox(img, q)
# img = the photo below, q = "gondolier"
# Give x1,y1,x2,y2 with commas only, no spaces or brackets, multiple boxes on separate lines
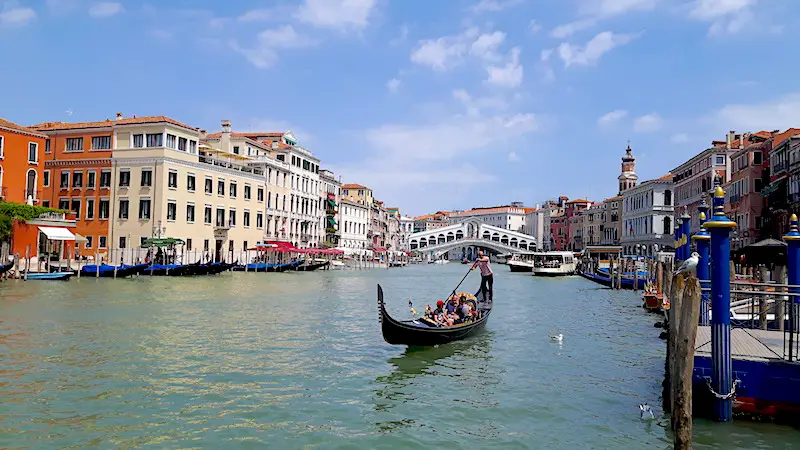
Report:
472,250,493,302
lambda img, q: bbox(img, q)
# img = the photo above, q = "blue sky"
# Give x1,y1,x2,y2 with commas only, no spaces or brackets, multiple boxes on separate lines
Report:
2,0,799,216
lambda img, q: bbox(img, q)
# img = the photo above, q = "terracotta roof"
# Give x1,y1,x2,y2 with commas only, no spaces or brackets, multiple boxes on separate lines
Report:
772,128,800,149
30,115,199,132
238,132,285,138
656,173,673,181
0,118,47,138
342,184,369,190
522,207,537,213
551,212,565,217
566,198,590,204
451,206,528,216
603,195,623,201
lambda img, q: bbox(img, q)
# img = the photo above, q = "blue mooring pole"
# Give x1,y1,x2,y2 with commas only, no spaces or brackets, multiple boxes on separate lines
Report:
693,199,711,326
681,209,691,259
675,219,683,261
704,186,736,421
783,214,800,363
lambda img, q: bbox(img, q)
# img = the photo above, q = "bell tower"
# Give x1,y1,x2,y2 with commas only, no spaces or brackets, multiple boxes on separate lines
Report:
618,142,638,195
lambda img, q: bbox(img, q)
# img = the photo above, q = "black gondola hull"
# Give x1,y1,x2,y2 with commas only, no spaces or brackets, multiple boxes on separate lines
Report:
377,284,491,346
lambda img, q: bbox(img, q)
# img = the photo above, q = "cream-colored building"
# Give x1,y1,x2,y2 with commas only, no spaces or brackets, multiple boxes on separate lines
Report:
338,197,370,251
109,119,274,263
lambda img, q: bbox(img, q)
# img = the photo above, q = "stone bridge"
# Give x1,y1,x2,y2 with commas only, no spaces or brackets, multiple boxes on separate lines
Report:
409,222,538,258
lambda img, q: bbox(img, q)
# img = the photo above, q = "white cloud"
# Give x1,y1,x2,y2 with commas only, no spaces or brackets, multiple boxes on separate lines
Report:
540,48,553,61
469,0,523,13
386,78,401,93
411,27,512,71
710,92,800,131
508,151,520,162
294,0,376,31
550,19,597,38
238,9,274,22
231,25,318,69
528,20,541,34
389,24,408,46
486,47,523,88
670,133,690,143
598,109,628,126
470,31,506,61
556,31,637,67
633,113,663,132
580,0,658,17
452,89,509,116
0,5,36,26
688,0,758,35
88,2,124,18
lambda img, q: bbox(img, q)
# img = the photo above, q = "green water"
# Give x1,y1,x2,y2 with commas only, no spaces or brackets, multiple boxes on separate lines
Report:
0,264,797,449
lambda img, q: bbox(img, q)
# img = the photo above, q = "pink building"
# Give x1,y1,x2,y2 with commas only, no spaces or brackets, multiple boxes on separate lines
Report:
725,131,772,249
565,198,591,250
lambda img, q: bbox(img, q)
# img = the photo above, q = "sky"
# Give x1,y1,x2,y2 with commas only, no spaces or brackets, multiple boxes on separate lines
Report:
2,0,800,216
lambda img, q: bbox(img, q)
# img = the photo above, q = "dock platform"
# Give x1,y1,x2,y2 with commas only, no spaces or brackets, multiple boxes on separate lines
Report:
694,326,798,362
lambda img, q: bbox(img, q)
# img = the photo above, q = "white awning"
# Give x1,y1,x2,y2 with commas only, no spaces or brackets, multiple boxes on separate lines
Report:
38,226,76,241
74,233,89,243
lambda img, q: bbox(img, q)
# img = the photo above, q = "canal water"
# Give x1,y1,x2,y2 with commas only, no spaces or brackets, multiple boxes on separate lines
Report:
1,264,797,448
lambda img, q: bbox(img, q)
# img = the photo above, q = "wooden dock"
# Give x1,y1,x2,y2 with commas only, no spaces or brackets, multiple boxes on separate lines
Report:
694,326,798,362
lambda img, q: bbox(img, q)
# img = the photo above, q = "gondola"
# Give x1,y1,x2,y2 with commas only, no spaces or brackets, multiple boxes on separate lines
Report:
294,260,329,271
377,284,492,346
78,263,148,278
1,260,15,275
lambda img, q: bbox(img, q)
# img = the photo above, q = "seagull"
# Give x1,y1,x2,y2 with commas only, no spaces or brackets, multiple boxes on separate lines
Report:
549,333,563,343
674,252,699,276
639,403,655,420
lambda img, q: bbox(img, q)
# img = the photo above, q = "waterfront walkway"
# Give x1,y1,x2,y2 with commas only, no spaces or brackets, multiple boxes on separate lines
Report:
695,326,798,362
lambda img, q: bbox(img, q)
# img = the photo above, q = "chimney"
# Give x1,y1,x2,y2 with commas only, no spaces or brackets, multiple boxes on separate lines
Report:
115,112,123,120
221,120,231,134
740,133,744,148
726,130,734,149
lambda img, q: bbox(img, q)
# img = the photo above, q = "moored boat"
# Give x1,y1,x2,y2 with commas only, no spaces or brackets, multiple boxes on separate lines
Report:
79,263,149,278
295,260,330,271
26,271,73,281
531,251,577,276
377,284,492,346
0,260,14,276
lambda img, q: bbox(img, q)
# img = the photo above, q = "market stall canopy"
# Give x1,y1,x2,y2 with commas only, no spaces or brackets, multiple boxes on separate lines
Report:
38,226,76,241
141,238,185,248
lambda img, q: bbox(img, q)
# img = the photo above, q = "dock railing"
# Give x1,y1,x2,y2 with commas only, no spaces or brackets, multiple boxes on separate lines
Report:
700,280,800,362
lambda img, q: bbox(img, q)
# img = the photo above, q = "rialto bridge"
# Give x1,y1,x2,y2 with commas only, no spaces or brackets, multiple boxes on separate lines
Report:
408,222,538,259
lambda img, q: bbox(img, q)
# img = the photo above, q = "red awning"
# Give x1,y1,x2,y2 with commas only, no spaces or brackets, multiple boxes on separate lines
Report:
265,241,301,253
372,246,387,252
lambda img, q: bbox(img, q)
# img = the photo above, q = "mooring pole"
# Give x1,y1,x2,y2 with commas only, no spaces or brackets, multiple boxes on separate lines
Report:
783,214,800,363
681,207,691,261
704,186,736,422
674,219,684,262
694,198,711,326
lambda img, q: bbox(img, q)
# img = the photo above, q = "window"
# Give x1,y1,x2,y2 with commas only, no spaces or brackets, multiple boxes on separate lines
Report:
85,236,93,249
243,211,250,227
228,241,234,252
146,133,163,147
0,135,3,158
244,184,251,200
167,201,177,221
216,208,225,227
119,236,127,249
87,170,96,189
663,190,672,206
204,205,212,224
257,212,264,229
755,178,763,193
72,171,83,188
98,198,109,219
166,134,176,149
189,140,197,154
119,169,130,187
99,236,107,249
715,156,725,165
663,216,671,234
140,237,148,247
753,151,763,165
204,239,209,251
133,134,144,148
243,241,248,251
100,169,111,188
217,180,225,196
60,171,70,189
58,198,69,210
168,171,178,188
91,136,111,150
43,170,50,187
205,177,213,194
233,146,240,155
28,142,38,162
229,181,237,198
71,198,81,216
187,204,196,223
139,198,151,220
257,187,264,202
187,174,196,192
65,137,83,152
229,208,236,227
178,137,187,152
86,198,95,219
117,198,128,219
45,140,51,153
141,169,152,187
186,238,193,251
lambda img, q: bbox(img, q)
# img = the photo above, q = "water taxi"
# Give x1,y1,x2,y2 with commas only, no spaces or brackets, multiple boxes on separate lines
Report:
531,251,577,276
507,254,535,272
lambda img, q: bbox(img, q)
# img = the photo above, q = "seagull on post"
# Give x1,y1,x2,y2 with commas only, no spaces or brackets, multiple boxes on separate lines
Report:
674,252,700,277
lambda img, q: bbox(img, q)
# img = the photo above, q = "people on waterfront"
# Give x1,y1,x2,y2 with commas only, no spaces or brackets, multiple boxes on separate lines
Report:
472,250,494,302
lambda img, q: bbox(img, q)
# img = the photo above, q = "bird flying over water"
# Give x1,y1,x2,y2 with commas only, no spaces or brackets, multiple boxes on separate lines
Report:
639,403,655,420
674,252,699,276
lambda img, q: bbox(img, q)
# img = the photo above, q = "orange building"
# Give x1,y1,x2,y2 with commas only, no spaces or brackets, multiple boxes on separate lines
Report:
0,118,48,204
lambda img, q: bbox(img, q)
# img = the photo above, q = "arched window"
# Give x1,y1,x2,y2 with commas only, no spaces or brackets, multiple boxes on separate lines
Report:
663,217,671,234
25,169,37,201
663,190,672,206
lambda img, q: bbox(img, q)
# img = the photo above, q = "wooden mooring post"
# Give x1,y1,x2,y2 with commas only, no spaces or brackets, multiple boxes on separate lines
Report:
670,275,702,450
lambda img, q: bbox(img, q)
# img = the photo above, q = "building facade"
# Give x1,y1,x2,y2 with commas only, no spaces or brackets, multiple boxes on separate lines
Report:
0,118,47,205
601,195,622,245
413,211,449,232
581,201,605,247
764,128,800,239
725,131,771,249
319,169,341,247
565,199,591,251
523,206,544,251
399,214,414,250
448,203,529,232
620,174,674,256
338,198,370,251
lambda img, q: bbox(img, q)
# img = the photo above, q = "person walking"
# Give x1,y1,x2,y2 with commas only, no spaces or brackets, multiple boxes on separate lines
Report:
472,250,493,302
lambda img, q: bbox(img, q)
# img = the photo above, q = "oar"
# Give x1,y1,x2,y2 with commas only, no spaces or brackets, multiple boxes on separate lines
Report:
447,263,474,301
